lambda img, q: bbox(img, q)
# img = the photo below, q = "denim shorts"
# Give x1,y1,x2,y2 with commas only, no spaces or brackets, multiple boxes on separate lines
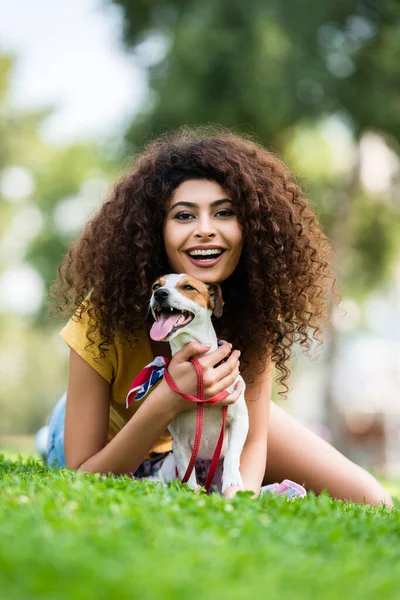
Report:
44,393,174,479
46,392,67,468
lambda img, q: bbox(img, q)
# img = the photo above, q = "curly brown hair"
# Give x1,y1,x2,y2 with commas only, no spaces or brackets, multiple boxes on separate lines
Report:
50,126,333,394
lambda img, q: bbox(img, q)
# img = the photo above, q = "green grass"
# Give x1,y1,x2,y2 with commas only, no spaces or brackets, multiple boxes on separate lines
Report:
1,455,399,600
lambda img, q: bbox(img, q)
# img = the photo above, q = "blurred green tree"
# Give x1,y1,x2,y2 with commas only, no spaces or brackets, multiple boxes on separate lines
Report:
0,55,117,435
0,54,117,326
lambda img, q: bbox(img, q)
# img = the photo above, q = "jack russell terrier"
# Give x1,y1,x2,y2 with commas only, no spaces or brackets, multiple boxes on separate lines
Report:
149,273,249,493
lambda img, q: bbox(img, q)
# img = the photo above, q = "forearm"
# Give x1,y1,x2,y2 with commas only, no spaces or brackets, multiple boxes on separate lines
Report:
227,440,267,498
78,383,176,476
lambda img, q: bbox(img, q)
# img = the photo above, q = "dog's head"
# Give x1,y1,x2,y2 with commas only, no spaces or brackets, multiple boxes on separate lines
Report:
149,274,224,342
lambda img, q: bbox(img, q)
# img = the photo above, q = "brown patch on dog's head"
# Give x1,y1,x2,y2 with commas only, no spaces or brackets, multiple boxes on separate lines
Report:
177,275,224,318
176,275,210,310
151,275,168,291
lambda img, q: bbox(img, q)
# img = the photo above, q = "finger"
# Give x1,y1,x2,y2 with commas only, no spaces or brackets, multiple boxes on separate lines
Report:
210,349,240,381
224,380,243,404
213,380,243,406
174,341,211,363
198,342,232,369
206,371,241,401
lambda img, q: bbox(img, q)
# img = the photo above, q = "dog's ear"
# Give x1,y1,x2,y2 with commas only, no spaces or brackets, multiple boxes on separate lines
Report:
207,283,224,318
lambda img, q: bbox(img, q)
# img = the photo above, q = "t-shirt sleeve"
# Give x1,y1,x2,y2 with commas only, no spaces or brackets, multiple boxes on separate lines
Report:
60,306,116,384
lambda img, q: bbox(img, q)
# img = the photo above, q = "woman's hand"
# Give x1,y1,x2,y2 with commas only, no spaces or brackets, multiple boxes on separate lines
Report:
223,485,242,499
160,341,242,415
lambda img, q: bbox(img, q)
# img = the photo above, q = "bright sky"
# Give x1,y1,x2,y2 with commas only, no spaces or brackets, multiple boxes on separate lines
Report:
0,0,145,143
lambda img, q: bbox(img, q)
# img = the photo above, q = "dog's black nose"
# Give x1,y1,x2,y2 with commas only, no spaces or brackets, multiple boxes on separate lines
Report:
154,288,169,301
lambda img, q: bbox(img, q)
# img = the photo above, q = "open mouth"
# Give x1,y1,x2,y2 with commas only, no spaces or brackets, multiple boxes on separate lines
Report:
185,248,226,267
150,306,194,341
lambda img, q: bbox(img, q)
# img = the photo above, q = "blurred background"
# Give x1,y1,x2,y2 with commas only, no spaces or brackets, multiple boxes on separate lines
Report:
1,0,399,477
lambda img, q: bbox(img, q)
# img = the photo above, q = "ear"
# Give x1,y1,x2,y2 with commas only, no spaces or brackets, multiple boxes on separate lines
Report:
207,283,224,318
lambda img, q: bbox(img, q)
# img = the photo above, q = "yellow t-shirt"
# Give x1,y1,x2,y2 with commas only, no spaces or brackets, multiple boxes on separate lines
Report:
60,308,173,456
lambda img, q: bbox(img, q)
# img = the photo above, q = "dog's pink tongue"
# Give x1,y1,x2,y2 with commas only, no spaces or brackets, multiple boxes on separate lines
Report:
150,312,182,341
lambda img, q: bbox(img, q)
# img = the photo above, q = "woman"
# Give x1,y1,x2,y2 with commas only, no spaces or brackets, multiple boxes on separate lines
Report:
38,126,392,506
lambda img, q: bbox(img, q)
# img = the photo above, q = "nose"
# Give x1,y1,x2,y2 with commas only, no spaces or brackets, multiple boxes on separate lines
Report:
154,288,169,302
195,231,216,239
195,216,216,239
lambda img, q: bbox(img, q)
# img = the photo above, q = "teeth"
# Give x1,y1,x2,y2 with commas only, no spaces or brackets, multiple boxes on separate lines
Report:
153,306,187,316
188,249,223,257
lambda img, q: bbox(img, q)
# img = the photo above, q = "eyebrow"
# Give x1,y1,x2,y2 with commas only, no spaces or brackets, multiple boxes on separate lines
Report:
168,199,233,212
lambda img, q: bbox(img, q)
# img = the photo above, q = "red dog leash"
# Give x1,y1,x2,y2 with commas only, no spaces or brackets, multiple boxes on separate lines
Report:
164,357,229,492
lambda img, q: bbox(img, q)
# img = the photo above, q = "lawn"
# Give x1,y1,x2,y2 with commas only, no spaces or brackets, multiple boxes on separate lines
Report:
1,454,399,600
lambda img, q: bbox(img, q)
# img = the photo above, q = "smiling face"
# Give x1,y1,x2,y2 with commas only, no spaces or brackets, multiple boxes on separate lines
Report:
162,179,243,284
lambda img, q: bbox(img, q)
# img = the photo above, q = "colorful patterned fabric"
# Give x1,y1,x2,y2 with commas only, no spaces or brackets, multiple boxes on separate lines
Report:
126,356,170,407
259,479,307,498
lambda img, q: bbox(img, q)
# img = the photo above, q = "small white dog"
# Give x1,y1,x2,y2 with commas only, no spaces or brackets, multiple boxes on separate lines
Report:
150,273,249,493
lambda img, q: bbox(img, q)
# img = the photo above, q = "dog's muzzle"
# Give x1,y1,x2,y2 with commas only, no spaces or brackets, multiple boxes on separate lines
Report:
150,288,194,342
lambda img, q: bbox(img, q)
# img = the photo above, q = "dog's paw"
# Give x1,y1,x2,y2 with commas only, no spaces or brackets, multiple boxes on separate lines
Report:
221,472,244,494
182,478,200,492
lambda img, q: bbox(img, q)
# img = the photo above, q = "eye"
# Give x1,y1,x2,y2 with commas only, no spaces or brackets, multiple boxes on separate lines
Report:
215,209,234,217
152,283,161,290
174,212,194,220
183,284,197,291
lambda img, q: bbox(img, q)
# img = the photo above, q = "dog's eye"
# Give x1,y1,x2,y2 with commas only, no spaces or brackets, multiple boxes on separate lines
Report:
152,283,161,290
183,284,196,291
